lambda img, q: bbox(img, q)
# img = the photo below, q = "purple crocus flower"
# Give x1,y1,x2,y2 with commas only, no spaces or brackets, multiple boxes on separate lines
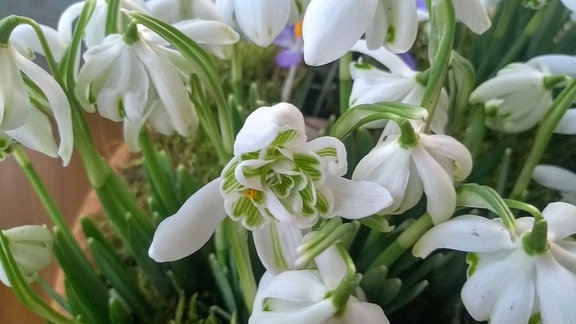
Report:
273,20,303,68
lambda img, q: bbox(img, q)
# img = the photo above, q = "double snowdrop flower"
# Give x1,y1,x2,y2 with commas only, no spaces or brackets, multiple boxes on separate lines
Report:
75,21,239,149
250,245,389,324
302,0,491,66
414,202,576,323
0,225,53,287
149,103,392,266
349,40,448,133
352,123,472,224
471,54,576,133
0,25,73,165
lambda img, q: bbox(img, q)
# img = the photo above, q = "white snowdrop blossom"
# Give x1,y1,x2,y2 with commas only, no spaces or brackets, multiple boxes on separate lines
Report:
533,164,576,205
0,225,53,287
470,54,576,133
215,0,301,47
413,202,576,324
149,103,392,262
349,41,448,133
0,39,73,165
148,0,221,23
302,0,491,66
76,21,238,149
58,0,149,48
249,245,389,324
554,107,576,134
352,125,472,224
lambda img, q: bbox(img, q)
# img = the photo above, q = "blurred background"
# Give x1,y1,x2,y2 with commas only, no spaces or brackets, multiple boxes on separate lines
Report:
0,1,123,322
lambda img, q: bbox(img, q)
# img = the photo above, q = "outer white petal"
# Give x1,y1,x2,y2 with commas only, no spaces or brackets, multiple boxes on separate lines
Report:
541,202,576,240
10,24,68,62
149,178,226,262
412,215,514,258
257,270,327,303
351,40,414,75
15,49,73,165
453,0,491,34
234,103,307,155
249,299,335,324
421,134,473,181
144,20,239,46
6,108,59,158
533,165,576,196
57,2,85,42
324,176,393,219
561,0,576,14
234,0,291,47
313,243,347,289
535,253,576,324
340,300,390,324
372,0,418,53
303,0,378,65
555,108,576,134
253,222,304,274
304,136,348,176
135,40,198,137
529,54,576,77
411,144,456,224
470,67,542,103
0,47,29,131
461,249,532,322
123,116,148,150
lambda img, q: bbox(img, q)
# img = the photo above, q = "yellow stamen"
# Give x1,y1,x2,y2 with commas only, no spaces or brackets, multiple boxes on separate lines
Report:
294,19,303,39
245,188,260,201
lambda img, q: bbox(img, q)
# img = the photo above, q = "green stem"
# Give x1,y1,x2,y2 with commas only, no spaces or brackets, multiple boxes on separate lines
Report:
509,78,576,200
231,44,245,108
422,0,455,133
369,214,433,269
339,52,352,115
332,244,358,317
105,0,120,36
225,219,257,313
0,233,77,324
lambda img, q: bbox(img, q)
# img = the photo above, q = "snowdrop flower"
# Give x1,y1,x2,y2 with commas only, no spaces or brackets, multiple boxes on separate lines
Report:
76,22,238,149
250,245,389,324
533,164,576,205
148,0,221,23
471,54,576,133
0,225,53,287
215,0,300,47
352,124,472,224
350,41,448,133
555,107,576,134
9,24,68,63
413,202,576,323
58,0,148,48
0,33,73,165
149,102,392,262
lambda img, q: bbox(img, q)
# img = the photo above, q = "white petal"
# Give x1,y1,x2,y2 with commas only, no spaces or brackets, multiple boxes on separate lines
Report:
15,49,73,165
0,47,29,131
461,249,533,322
554,108,576,134
6,108,59,157
314,244,347,289
10,24,68,62
533,165,576,195
324,176,393,219
541,202,576,239
57,2,85,42
412,215,514,258
342,300,390,324
453,0,491,34
411,144,456,224
258,270,327,303
470,66,542,103
149,178,227,262
249,299,335,324
561,0,576,13
304,136,348,176
529,54,576,78
372,0,418,53
123,116,147,150
234,103,306,155
234,0,291,47
420,134,473,181
351,40,414,75
253,222,304,274
303,0,378,65
535,253,576,324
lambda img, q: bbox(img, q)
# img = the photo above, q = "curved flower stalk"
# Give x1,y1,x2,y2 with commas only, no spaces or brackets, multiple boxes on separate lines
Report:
0,31,73,165
249,245,389,324
470,54,576,133
215,0,303,47
58,0,149,48
0,225,53,287
413,202,576,323
349,41,448,133
352,123,472,224
533,164,576,204
149,102,392,263
75,22,238,149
